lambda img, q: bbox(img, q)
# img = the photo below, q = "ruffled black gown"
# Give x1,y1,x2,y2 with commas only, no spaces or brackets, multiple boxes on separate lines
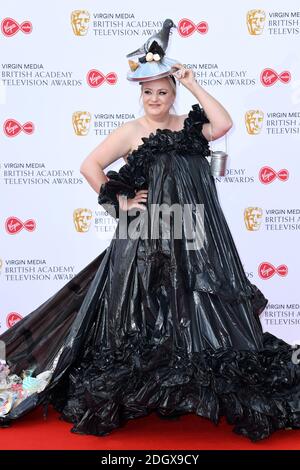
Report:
1,104,300,442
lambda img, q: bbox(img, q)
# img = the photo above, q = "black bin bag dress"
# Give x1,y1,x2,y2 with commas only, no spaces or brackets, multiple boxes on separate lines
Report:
1,103,300,442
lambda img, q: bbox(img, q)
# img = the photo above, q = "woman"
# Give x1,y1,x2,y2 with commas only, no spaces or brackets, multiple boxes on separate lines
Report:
1,64,299,442
80,65,232,213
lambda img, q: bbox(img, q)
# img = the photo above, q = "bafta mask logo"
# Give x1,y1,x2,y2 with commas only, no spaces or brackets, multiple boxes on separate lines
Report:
245,110,264,135
246,10,266,35
72,112,91,136
73,208,92,232
71,10,90,36
244,207,263,231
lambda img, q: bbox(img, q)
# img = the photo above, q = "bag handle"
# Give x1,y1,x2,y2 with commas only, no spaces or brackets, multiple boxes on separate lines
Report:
209,124,228,156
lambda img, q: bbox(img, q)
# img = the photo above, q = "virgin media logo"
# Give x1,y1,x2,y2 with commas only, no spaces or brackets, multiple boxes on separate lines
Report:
3,119,35,137
1,18,32,37
260,68,291,87
258,262,288,280
178,18,208,37
5,217,36,234
6,312,23,328
259,166,289,184
86,70,118,87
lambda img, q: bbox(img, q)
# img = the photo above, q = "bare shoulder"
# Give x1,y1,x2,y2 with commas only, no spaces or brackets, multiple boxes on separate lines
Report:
115,118,145,144
110,119,136,139
111,118,143,163
105,119,139,150
123,117,143,132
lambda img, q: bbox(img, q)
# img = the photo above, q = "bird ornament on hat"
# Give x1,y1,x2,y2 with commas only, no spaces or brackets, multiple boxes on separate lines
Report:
126,18,179,82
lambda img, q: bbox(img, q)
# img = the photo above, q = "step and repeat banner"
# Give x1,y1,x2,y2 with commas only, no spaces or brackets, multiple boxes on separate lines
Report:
1,1,300,343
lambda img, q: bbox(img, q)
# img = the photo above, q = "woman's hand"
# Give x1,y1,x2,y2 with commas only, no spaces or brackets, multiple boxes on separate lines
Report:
171,63,197,90
117,189,148,212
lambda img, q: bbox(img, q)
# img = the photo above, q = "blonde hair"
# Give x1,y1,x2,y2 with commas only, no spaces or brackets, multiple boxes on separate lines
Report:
166,75,177,94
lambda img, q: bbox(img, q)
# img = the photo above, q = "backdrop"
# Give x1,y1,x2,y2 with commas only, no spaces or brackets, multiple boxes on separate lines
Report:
1,0,300,345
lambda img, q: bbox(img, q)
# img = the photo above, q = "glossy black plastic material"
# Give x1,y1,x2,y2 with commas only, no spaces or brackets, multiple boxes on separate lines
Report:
1,104,299,442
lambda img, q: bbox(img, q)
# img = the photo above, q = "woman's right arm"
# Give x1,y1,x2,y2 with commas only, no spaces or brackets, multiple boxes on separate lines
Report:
80,122,133,194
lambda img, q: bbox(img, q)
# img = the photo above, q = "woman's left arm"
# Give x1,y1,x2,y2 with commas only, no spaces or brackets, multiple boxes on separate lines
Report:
172,64,233,140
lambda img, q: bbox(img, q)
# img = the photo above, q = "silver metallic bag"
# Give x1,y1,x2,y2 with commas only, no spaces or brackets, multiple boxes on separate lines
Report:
209,129,228,177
